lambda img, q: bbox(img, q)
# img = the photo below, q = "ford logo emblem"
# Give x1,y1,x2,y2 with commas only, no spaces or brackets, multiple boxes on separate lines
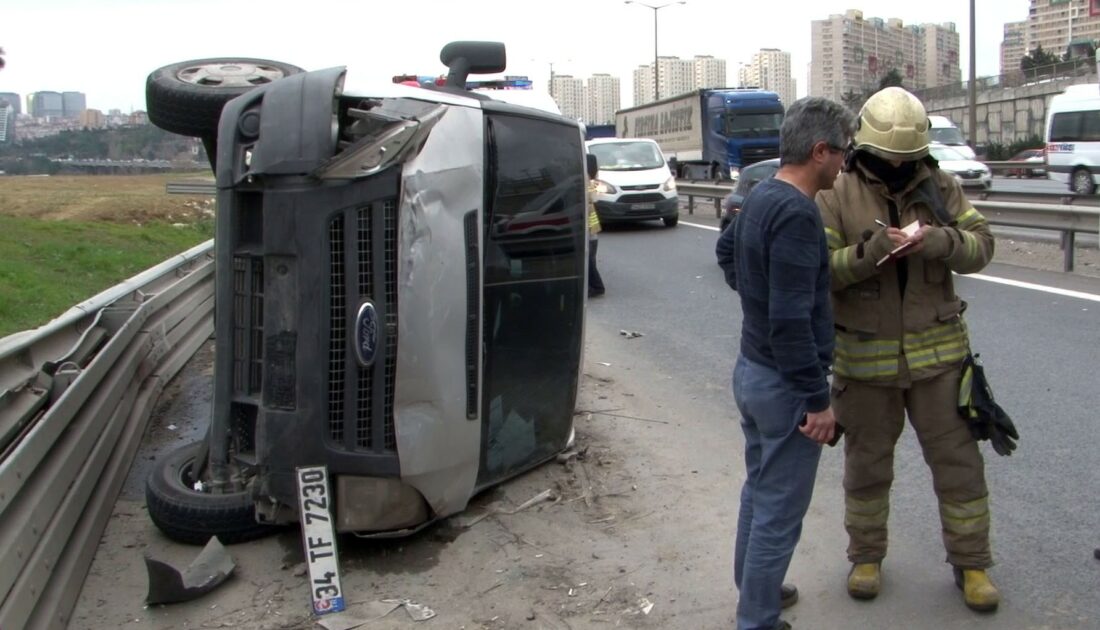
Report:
354,302,378,366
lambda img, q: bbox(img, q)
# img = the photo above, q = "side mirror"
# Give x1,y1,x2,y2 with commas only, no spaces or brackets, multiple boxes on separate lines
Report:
440,41,506,88
586,154,599,179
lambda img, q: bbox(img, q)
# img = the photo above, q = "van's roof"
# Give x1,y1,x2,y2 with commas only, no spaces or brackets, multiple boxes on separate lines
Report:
928,115,956,127
585,137,659,146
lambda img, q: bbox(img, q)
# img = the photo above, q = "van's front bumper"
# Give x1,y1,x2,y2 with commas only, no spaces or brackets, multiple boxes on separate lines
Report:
595,197,679,223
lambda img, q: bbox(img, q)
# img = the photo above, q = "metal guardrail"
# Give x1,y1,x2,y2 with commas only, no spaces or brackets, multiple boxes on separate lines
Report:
166,180,216,195
676,180,1100,272
0,240,215,630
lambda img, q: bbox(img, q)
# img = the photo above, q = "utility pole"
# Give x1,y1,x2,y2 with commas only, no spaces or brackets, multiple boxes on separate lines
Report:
968,0,977,151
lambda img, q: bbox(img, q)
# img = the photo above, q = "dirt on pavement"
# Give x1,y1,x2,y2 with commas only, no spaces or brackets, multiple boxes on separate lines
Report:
72,323,731,630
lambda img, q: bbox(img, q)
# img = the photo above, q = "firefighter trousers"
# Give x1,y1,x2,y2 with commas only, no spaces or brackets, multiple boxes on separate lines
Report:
833,366,993,569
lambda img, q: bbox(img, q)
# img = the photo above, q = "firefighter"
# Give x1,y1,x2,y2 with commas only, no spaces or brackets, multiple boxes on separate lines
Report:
815,87,1000,612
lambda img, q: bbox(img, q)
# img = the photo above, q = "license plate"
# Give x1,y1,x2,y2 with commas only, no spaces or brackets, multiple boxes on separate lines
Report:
632,203,656,210
296,466,345,615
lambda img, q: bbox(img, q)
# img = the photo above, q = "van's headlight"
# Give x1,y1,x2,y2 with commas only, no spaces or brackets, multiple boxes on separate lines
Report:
595,179,617,194
662,176,677,192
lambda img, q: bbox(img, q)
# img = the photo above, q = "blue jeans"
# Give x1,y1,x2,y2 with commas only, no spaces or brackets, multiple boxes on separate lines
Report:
732,355,823,630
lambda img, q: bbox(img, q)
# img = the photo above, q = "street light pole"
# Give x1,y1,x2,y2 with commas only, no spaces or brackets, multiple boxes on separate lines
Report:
625,1,686,103
968,0,977,151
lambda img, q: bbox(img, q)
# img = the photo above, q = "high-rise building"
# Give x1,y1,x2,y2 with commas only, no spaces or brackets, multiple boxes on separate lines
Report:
633,65,655,106
62,91,86,118
694,55,727,89
809,10,961,102
632,56,697,105
28,91,64,118
0,92,21,115
550,74,586,121
1001,21,1028,75
586,74,620,125
0,103,15,144
921,22,962,89
739,49,798,108
1026,0,1100,61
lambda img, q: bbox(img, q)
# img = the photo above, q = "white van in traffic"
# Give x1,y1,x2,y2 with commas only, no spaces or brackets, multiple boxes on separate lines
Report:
585,137,680,227
1045,83,1100,194
928,115,976,159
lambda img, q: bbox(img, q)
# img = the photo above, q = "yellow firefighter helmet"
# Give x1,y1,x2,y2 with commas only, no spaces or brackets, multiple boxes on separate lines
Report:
854,87,930,161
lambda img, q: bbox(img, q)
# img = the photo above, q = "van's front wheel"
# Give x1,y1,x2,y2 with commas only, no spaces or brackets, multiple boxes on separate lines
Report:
146,441,277,545
1071,167,1096,195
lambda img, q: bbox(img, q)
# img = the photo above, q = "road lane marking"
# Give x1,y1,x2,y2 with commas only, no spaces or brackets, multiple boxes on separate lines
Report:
965,274,1100,302
682,221,719,231
681,221,1100,302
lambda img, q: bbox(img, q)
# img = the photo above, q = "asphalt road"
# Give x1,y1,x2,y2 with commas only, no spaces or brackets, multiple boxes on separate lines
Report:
589,216,1100,628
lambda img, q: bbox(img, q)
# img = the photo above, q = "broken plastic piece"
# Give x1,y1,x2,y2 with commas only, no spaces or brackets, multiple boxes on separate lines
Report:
619,330,643,339
145,537,235,605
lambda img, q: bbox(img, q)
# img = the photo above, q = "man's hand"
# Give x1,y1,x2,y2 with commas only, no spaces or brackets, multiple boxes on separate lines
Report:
800,406,836,445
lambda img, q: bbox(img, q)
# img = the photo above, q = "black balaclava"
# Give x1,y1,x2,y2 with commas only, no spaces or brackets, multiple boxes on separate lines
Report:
856,151,918,194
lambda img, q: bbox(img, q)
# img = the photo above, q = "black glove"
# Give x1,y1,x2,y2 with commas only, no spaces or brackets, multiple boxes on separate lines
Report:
958,353,1019,457
987,403,1019,456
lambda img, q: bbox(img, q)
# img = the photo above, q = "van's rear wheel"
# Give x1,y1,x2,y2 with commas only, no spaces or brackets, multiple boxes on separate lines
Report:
146,441,277,545
1071,168,1096,195
146,58,303,139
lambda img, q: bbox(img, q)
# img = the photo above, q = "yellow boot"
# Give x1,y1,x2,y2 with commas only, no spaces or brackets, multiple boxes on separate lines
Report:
953,568,1000,612
847,563,880,600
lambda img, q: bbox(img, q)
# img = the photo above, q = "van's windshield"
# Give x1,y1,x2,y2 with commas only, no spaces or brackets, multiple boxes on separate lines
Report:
589,141,665,171
930,127,966,145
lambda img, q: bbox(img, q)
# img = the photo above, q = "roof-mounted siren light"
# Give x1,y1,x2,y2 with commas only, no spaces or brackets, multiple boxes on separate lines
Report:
440,41,507,89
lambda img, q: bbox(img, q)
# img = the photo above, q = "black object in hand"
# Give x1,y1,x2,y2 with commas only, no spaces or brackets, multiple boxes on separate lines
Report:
799,415,845,447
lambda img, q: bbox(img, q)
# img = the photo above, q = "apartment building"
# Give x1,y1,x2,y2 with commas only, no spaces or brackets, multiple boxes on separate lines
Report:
549,74,586,120
739,49,799,108
632,56,696,105
586,74,621,125
0,103,14,144
1026,0,1100,61
809,10,960,102
694,55,727,89
1001,20,1028,75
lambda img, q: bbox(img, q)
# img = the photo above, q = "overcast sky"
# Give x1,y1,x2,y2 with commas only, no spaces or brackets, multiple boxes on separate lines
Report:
1,0,1030,113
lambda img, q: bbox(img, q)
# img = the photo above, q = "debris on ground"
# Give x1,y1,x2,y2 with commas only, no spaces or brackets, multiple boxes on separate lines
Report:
619,330,644,339
144,537,235,605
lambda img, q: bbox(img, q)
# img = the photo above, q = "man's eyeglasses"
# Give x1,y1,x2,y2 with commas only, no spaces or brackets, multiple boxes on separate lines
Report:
826,142,850,154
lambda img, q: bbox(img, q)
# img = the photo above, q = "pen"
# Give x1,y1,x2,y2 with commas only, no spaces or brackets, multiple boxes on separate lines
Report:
874,219,888,228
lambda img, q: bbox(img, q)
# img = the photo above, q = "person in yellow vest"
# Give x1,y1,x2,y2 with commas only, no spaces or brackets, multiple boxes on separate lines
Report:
814,87,1000,612
587,156,605,298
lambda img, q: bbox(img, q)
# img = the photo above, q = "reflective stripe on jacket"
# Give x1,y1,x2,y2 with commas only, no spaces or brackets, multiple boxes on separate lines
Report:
815,162,993,384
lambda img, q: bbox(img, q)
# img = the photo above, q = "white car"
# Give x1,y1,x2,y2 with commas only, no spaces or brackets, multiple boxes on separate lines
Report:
930,143,991,189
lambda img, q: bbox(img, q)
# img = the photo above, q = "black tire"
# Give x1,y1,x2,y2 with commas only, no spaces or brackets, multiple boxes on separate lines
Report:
663,215,679,228
146,58,304,138
146,441,277,545
1071,167,1096,195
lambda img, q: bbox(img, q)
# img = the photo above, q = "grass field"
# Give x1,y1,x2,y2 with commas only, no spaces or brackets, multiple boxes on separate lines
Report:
0,173,215,337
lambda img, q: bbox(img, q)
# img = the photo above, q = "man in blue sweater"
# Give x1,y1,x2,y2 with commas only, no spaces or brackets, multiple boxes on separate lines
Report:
715,96,854,630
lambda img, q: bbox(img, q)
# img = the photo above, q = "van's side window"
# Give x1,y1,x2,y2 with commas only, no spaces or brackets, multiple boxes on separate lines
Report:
1050,111,1100,142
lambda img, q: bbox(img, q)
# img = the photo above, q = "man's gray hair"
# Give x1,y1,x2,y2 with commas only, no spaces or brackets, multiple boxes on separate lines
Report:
779,96,856,166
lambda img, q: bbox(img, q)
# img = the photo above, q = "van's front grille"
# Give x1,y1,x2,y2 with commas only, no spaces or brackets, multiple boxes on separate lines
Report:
619,193,666,203
232,255,264,395
327,199,398,452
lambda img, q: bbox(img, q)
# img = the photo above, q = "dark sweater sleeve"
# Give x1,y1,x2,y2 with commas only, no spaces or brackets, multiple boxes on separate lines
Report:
715,218,738,291
767,209,831,412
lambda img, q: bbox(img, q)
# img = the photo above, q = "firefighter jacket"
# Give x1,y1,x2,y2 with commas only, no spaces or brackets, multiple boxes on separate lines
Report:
815,161,994,385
